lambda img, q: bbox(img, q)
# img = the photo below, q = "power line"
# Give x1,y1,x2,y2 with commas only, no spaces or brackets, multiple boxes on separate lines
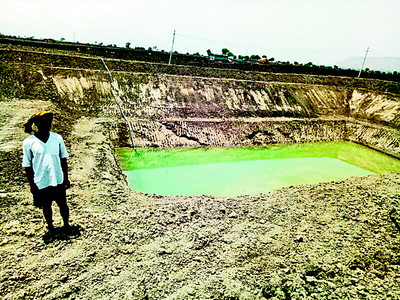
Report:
175,33,364,54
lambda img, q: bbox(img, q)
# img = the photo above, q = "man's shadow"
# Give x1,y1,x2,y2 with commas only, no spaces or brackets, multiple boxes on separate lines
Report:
42,225,84,244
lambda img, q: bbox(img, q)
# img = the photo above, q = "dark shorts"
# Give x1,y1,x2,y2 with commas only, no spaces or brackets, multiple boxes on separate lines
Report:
33,184,67,209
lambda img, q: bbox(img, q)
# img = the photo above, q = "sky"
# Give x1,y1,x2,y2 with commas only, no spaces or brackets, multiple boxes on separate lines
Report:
1,0,400,67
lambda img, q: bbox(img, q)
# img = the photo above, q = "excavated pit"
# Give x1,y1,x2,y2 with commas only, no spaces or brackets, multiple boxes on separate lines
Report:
1,48,400,299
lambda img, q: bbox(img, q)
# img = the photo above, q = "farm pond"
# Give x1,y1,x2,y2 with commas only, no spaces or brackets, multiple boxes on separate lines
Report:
117,141,400,197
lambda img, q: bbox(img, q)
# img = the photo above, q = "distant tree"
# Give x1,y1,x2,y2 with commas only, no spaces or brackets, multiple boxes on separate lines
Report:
262,55,267,58
250,55,261,60
125,42,131,48
222,48,230,55
227,51,234,57
148,47,153,51
194,52,200,56
269,57,275,62
206,49,212,56
153,46,158,50
60,37,65,42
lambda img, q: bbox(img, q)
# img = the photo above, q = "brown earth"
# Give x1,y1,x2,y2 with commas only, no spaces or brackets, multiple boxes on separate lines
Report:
1,98,400,299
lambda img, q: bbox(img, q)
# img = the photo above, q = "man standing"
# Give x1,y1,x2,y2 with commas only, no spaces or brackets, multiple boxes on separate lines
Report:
22,111,71,242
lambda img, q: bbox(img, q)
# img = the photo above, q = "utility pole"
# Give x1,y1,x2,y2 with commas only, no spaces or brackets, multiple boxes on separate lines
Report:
358,47,369,78
168,29,176,65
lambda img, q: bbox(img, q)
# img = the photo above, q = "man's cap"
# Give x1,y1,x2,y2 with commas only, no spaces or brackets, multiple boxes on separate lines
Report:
23,111,54,133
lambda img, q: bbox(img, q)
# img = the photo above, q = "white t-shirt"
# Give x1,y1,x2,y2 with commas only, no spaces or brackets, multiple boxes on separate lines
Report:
22,132,69,190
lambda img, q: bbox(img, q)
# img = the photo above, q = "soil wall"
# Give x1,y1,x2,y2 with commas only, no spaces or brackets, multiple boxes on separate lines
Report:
42,69,400,127
346,121,400,158
105,119,347,148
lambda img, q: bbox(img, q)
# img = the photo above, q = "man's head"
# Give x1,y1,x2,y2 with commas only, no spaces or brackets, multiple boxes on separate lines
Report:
23,111,54,134
34,113,53,132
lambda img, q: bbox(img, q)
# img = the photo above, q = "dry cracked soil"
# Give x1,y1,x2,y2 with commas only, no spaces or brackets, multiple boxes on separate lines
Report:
1,99,400,299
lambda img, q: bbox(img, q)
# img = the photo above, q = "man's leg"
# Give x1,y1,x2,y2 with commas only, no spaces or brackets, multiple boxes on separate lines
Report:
56,185,70,229
59,202,70,229
42,200,54,232
34,187,55,242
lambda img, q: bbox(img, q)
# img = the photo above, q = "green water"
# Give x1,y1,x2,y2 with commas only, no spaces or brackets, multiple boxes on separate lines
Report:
117,141,400,197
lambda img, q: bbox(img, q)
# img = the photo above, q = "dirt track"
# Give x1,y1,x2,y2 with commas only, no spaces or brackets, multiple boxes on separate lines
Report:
0,98,399,299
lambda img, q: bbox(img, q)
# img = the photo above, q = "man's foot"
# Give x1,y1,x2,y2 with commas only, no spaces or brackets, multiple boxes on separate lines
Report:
43,230,55,243
62,225,72,236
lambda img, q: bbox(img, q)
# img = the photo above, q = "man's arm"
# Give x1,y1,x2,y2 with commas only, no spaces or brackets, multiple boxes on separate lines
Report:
61,158,71,189
24,167,39,194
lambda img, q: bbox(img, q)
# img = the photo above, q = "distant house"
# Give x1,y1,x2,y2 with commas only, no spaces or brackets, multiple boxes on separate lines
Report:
259,57,270,64
209,54,228,61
